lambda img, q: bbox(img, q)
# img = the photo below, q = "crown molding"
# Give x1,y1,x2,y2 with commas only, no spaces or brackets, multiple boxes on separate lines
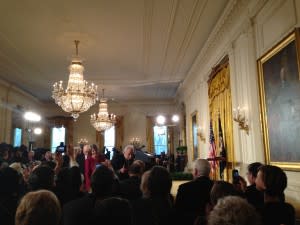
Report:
181,0,267,93
0,78,41,104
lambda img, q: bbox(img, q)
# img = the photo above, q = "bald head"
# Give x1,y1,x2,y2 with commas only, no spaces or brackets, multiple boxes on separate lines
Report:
193,159,211,178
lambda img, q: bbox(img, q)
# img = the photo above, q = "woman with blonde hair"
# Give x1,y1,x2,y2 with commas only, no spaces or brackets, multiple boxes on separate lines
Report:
15,190,61,225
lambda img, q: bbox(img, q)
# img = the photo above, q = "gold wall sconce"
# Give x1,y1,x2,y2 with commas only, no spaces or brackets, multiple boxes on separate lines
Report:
78,138,88,145
197,126,206,142
233,107,249,135
130,137,141,148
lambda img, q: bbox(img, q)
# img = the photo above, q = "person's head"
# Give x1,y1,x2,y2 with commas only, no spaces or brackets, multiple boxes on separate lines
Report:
140,170,151,197
210,181,238,206
91,144,98,157
28,166,55,191
147,166,172,197
123,145,135,160
15,190,61,225
93,197,133,225
0,166,19,196
44,151,52,161
256,165,287,198
15,148,22,158
83,144,91,156
91,166,115,198
247,162,263,185
73,146,82,156
128,160,145,177
193,158,211,178
133,159,145,169
0,148,9,160
208,196,261,225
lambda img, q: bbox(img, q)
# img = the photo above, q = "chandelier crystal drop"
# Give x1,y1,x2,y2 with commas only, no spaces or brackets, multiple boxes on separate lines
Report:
90,89,116,132
52,40,98,121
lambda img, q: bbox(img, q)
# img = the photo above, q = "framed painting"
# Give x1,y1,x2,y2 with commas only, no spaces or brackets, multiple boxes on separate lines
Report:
191,111,198,160
258,28,300,170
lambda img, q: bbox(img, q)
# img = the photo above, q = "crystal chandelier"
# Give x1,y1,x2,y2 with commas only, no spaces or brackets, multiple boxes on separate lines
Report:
52,40,98,120
90,89,116,132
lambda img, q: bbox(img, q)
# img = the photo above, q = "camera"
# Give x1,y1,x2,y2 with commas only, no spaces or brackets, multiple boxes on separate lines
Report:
56,146,65,153
232,169,239,183
56,142,66,153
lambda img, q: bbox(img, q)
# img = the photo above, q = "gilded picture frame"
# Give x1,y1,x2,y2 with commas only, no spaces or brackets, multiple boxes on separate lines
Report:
191,111,198,160
258,28,300,170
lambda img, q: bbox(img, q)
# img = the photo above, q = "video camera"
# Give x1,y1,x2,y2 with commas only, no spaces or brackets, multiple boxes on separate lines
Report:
56,142,66,153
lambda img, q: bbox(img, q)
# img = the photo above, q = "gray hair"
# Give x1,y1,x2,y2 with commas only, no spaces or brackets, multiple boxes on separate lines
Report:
208,196,261,225
194,158,211,177
123,145,134,153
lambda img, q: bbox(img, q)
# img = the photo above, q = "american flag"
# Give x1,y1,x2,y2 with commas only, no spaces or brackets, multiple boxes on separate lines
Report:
209,120,217,170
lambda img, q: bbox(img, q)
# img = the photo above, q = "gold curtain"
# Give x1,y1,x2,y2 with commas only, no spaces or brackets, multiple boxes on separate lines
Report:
96,131,104,150
146,116,155,153
167,126,174,155
44,116,74,148
115,116,124,150
208,56,234,181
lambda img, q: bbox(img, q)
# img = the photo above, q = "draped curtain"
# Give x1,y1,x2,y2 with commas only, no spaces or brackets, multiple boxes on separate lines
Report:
208,56,234,181
44,116,74,149
146,116,155,153
167,126,174,155
115,116,124,150
96,131,104,150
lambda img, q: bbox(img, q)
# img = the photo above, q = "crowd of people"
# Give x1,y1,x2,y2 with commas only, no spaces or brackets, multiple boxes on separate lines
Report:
0,142,296,225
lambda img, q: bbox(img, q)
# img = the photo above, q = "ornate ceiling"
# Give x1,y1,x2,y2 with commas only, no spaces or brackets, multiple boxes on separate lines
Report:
0,0,228,103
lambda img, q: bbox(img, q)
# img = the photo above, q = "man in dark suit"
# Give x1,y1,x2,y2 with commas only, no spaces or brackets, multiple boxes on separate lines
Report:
245,162,264,210
175,159,213,225
111,145,135,180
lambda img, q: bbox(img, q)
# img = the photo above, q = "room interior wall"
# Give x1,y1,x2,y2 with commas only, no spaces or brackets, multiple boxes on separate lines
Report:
0,79,44,147
0,78,178,152
178,0,300,216
73,101,178,151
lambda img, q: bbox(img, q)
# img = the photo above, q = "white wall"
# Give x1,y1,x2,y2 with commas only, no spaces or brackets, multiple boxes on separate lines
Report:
178,0,300,215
